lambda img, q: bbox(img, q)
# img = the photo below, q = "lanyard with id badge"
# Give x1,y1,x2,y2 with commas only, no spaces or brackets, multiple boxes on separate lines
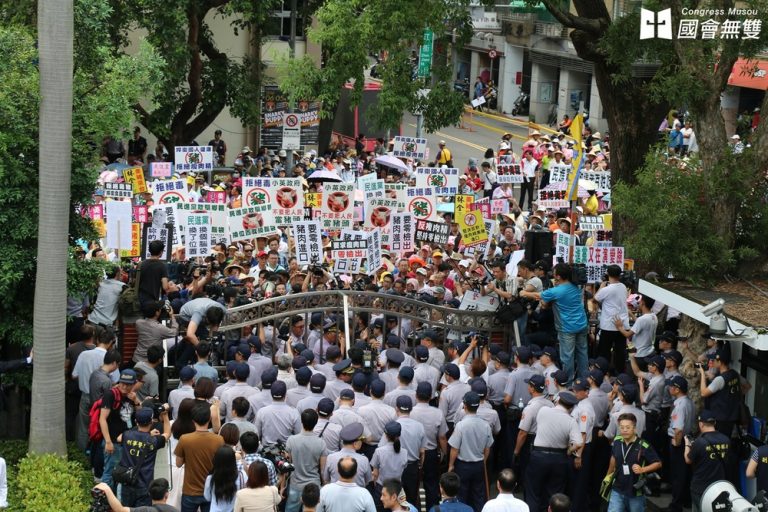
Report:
621,441,636,476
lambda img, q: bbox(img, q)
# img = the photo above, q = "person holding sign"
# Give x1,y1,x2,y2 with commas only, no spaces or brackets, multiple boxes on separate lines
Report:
520,151,538,211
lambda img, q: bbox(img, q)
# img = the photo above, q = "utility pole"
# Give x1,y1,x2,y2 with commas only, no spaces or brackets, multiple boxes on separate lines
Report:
285,0,297,176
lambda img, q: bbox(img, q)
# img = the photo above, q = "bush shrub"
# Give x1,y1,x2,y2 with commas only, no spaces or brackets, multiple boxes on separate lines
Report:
12,453,91,512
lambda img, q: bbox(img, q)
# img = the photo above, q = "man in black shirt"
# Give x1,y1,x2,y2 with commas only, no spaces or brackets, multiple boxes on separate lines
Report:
128,126,148,163
118,407,171,506
138,240,176,306
94,478,179,512
99,369,142,491
685,410,731,512
208,129,227,166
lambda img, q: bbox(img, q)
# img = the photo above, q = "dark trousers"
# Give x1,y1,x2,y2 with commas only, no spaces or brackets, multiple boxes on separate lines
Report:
492,404,511,472
590,434,611,509
520,180,535,210
65,390,80,443
525,450,569,512
597,329,627,374
668,441,691,511
643,411,663,456
568,443,592,512
714,420,740,486
455,460,487,512
423,449,441,511
121,483,151,507
516,435,534,497
402,460,421,510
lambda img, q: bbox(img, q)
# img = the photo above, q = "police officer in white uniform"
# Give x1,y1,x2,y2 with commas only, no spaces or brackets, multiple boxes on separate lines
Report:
358,380,396,460
455,379,501,436
379,349,407,393
409,382,447,511
330,389,368,432
314,398,343,453
324,358,354,402
514,373,553,485
386,396,426,509
254,380,302,446
248,367,279,412
286,366,313,408
603,384,646,439
569,378,597,512
413,345,441,399
297,373,327,413
383,367,417,407
439,363,471,434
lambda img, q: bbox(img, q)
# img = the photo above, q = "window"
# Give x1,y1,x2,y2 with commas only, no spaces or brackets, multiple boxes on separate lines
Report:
266,0,307,39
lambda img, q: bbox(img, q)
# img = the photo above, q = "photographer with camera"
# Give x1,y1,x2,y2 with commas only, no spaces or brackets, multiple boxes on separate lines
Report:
92,478,177,512
594,264,630,373
175,296,227,369
302,263,332,292
134,301,177,364
604,413,662,512
114,406,171,506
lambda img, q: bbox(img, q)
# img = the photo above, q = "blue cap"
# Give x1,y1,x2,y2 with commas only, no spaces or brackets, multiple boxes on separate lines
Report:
588,369,604,384
262,367,278,387
300,349,315,362
340,388,355,400
663,350,683,366
557,391,579,407
333,358,353,374
666,375,688,392
525,374,546,392
178,366,196,382
648,355,666,370
396,395,413,411
386,334,402,348
384,421,401,437
516,346,532,362
293,343,308,354
450,341,468,353
592,356,610,371
529,344,543,357
309,373,326,392
370,379,386,398
620,384,639,403
414,345,429,361
136,407,154,425
398,366,415,382
420,330,438,342
552,369,568,386
352,372,367,390
571,378,589,392
386,349,405,365
311,312,323,326
295,366,312,385
698,409,716,423
234,362,251,380
226,360,238,376
542,346,558,358
416,381,432,399
443,363,460,380
271,380,287,398
340,422,365,442
463,391,480,407
236,343,250,358
317,398,334,417
246,335,261,351
470,378,488,397
495,351,511,366
292,356,308,370
616,373,633,386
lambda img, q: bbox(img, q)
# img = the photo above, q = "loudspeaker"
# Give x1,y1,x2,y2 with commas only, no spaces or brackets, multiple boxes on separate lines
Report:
525,230,552,264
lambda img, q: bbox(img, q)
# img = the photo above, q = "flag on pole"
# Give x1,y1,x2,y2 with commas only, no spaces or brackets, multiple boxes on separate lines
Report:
567,113,585,201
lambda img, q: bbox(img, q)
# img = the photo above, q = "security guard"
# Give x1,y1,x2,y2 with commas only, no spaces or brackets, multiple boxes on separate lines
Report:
358,380,396,460
390,396,426,509
296,373,327,413
349,372,372,410
410,382,448,511
514,374,553,485
413,345,441,398
253,381,302,446
323,421,373,488
746,443,768,495
439,363,471,434
540,346,561,396
285,366,313,408
383,367,417,407
331,389,369,433
455,379,501,436
502,346,535,470
631,353,665,451
420,330,445,371
313,398,342,453
569,379,596,512
667,375,695,512
325,358,354,402
603,384,646,440
379,349,407,393
525,391,581,512
448,391,494,512
685,410,731,508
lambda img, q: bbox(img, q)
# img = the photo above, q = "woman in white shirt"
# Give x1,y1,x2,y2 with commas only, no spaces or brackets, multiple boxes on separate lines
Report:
205,446,248,512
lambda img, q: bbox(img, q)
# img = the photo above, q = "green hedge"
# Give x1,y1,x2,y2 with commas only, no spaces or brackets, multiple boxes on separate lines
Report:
0,441,92,512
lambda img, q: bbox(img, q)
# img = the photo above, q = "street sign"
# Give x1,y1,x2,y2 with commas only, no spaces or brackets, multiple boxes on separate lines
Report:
489,49,497,59
417,29,433,78
282,112,301,150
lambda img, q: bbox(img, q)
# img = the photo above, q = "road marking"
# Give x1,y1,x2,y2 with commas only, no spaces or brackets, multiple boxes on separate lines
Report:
465,108,571,139
406,124,486,151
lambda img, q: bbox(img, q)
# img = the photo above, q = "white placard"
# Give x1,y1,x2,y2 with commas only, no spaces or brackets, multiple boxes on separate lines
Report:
228,204,278,242
366,229,382,276
106,200,133,249
320,183,355,230
151,179,188,205
174,145,214,172
293,221,323,266
390,213,415,255
392,136,427,160
415,167,460,195
185,213,211,259
176,203,228,247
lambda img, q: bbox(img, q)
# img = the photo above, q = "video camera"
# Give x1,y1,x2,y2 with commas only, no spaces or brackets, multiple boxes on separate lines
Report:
632,471,660,496
259,442,295,474
90,488,111,512
465,331,489,347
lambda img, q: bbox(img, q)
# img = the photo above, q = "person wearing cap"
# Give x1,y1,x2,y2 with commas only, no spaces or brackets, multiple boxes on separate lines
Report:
603,412,662,512
313,398,343,453
371,421,409,504
347,372,373,411
549,369,570,402
666,375,694,512
325,359,354,402
315,345,342,382
448,391,494,512
436,140,453,167
413,345,441,400
248,367,280,412
487,351,511,408
358,380,397,460
595,264,630,373
383,396,426,508
419,330,445,371
378,335,416,369
379,349,407,393
439,364,472,434
383,367,418,408
455,379,501,437
331,389,369,430
514,373,553,475
297,373,328,414
315,320,345,365
284,409,329,512
168,366,197,420
410,382,448,511
698,344,741,439
323,422,373,487
442,341,471,384
219,363,259,422
254,381,302,446
116,404,171,506
94,477,176,512
568,378,596,511
685,410,731,510
539,346,561,397
521,263,589,385
286,366,314,408
603,385,646,440
215,361,239,398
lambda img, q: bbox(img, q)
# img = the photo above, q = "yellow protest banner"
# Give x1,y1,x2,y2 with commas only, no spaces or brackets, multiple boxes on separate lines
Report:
123,167,148,194
567,113,584,201
93,219,106,238
305,192,322,208
454,194,474,216
601,213,612,231
119,223,141,258
457,210,488,247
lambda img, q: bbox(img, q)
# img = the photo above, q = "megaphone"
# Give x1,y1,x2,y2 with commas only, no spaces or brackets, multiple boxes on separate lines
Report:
701,480,758,512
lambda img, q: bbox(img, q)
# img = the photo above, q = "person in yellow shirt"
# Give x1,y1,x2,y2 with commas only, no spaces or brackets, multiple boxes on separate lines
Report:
436,140,452,166
583,189,599,215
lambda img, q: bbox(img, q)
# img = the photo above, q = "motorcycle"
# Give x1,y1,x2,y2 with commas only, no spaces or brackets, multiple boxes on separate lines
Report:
453,78,470,98
511,91,529,116
484,84,498,110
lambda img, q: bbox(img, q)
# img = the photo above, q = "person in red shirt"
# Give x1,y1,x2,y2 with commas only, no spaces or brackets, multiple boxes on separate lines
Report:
465,168,482,194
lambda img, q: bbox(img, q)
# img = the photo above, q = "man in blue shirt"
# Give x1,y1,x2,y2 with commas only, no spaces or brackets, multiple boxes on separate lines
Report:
428,472,473,512
520,263,588,385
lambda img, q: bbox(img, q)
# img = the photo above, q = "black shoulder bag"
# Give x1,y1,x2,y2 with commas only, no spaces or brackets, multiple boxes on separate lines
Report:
496,280,525,324
113,441,149,486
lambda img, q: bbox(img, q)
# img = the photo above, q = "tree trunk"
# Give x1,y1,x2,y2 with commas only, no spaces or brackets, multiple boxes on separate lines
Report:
30,0,73,456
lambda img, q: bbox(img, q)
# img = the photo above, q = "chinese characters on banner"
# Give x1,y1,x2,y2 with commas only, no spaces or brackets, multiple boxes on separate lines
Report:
228,204,278,241
151,179,188,204
243,178,304,225
390,213,415,255
88,204,104,220
331,238,368,260
366,229,382,276
415,219,450,245
454,194,474,216
150,162,172,178
364,198,398,244
320,183,354,230
185,214,211,259
457,210,488,247
463,219,495,258
490,199,509,215
132,205,149,224
174,145,214,172
362,179,385,201
104,183,133,199
153,204,180,245
122,167,148,194
548,164,570,184
406,187,435,220
579,215,605,231
538,189,569,208
142,224,173,260
496,163,524,183
580,171,611,192
293,221,323,266
415,167,460,195
176,203,228,246
470,198,491,219
333,257,362,275
385,183,407,210
119,223,142,258
392,136,427,159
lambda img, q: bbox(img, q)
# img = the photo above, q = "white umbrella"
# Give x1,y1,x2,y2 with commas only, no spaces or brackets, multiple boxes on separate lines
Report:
306,168,342,182
374,154,409,173
578,178,598,191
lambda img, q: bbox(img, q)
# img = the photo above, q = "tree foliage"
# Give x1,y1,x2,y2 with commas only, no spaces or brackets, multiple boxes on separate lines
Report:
279,0,487,132
0,3,162,348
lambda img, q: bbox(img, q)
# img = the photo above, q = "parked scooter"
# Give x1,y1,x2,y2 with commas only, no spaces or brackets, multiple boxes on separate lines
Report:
511,90,529,116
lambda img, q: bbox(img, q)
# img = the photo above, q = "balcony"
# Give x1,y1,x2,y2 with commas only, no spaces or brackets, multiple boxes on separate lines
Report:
535,21,568,38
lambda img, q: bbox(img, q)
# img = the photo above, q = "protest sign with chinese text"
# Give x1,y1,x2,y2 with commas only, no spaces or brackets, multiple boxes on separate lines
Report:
151,179,188,204
537,189,568,208
132,205,149,224
406,187,435,220
454,194,474,216
390,213,415,255
385,183,407,210
457,210,488,247
174,145,214,172
141,224,173,260
579,215,605,231
176,203,228,246
331,237,368,260
366,229,383,276
150,162,172,178
392,136,427,159
496,163,524,183
415,167,459,195
185,214,211,259
118,223,141,258
123,167,148,194
364,198,398,244
320,183,355,230
470,198,491,219
362,179,385,201
490,199,509,215
205,191,227,204
104,183,133,200
228,204,278,241
293,221,323,266
414,219,450,245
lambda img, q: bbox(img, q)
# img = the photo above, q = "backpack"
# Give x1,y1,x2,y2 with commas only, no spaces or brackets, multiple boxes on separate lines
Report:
118,265,142,318
88,387,122,442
